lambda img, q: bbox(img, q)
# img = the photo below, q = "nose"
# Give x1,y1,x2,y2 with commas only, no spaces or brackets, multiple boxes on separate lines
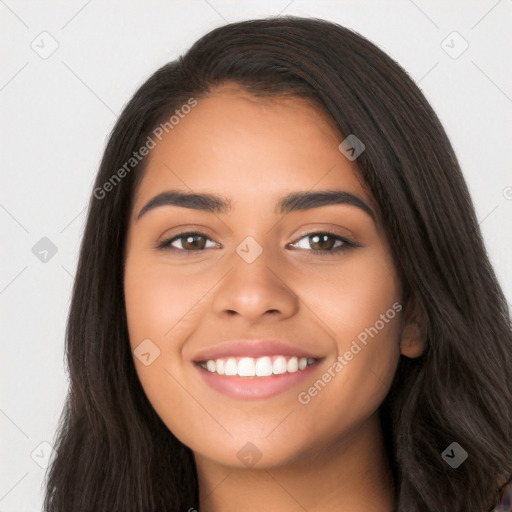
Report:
211,251,299,324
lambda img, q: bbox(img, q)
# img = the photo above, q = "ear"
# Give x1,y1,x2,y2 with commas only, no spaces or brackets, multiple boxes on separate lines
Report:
399,295,428,359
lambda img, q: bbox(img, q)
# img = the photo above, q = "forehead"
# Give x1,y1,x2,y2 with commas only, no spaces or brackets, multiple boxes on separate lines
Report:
132,83,373,217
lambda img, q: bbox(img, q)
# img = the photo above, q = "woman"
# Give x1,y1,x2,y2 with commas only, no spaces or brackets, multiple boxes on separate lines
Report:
43,16,512,512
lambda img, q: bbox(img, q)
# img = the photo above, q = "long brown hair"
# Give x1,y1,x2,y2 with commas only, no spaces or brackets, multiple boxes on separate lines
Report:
44,16,512,511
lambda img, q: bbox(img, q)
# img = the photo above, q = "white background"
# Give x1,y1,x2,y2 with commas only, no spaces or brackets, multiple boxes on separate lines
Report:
1,1,511,510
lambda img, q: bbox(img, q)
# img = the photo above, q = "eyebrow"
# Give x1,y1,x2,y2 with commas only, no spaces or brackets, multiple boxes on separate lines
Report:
136,189,376,221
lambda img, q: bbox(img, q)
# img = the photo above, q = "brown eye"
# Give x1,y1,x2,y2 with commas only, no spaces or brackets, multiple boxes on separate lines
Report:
157,232,219,251
308,234,337,251
180,234,207,250
288,232,359,254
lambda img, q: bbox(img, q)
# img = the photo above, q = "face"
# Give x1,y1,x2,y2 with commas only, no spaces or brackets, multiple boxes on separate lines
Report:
124,83,418,469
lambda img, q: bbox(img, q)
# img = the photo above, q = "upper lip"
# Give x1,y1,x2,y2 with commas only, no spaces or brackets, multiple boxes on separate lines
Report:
192,339,322,362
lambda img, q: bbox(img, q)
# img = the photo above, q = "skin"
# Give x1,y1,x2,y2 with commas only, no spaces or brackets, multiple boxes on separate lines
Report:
124,82,427,512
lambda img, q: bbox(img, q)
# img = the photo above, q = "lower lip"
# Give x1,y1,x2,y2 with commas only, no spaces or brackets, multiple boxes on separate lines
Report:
194,361,321,400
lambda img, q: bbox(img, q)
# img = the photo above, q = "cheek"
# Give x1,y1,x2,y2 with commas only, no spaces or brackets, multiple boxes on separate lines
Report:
292,245,401,341
124,256,210,349
290,247,401,415
123,255,210,443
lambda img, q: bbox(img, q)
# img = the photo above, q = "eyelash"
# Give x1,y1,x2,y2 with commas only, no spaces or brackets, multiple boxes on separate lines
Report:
156,231,361,255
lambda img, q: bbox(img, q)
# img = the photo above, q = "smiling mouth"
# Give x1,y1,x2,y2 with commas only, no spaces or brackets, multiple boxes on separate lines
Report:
198,355,318,377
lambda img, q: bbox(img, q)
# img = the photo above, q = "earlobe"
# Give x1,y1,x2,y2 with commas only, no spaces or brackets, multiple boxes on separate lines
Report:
399,296,428,359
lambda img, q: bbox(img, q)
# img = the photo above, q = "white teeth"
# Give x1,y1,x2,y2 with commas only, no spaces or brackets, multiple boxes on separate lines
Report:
255,356,273,376
287,356,298,373
224,358,237,376
272,356,287,374
237,357,255,377
202,355,316,377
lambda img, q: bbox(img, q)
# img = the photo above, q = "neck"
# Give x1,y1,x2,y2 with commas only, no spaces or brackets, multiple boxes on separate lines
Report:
195,412,395,512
